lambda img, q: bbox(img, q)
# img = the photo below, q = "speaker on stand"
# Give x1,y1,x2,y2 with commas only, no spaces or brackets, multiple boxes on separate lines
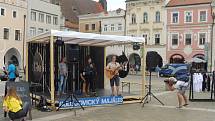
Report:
66,44,80,93
140,51,164,107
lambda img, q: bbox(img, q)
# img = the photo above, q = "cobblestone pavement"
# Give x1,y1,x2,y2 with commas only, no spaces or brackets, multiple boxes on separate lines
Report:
31,91,215,121
0,75,215,121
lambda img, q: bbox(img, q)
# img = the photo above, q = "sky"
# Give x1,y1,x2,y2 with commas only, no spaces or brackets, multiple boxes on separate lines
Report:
93,0,126,10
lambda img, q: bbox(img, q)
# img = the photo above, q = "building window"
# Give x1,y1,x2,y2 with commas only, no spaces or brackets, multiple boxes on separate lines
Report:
143,12,148,23
155,34,160,45
1,8,5,16
185,11,192,23
15,30,21,41
38,28,44,34
143,34,147,45
13,11,17,18
185,34,192,45
30,27,36,37
172,12,179,24
3,28,9,40
46,15,51,24
118,24,122,30
53,16,58,25
85,24,89,31
199,11,207,22
131,14,136,24
155,11,160,22
31,11,36,21
171,34,178,45
39,13,44,22
104,24,108,31
111,24,115,31
92,24,96,30
199,33,206,45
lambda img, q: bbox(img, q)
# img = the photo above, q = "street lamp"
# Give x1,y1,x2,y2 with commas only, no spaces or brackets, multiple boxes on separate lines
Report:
211,12,215,71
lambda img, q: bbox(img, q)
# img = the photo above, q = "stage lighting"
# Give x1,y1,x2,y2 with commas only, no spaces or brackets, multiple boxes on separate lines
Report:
56,37,64,46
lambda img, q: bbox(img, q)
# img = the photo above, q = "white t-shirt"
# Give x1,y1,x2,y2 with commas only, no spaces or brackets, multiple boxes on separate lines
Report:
107,62,120,75
174,81,189,89
107,62,120,69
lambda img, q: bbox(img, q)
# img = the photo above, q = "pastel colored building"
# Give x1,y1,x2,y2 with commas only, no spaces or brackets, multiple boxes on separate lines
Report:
27,0,63,38
166,0,213,64
0,0,27,68
126,0,167,64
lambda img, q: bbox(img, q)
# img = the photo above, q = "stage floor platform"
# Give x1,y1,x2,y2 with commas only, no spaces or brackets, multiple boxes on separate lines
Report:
32,89,142,106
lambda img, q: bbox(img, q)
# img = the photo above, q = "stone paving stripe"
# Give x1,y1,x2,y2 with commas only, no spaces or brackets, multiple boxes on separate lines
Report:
150,104,215,113
32,107,104,121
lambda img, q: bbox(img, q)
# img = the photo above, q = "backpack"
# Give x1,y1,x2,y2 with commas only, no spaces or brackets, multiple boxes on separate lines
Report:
37,96,51,112
15,67,19,77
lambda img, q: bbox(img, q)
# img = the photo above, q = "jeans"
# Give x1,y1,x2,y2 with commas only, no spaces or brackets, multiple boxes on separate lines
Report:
110,75,120,87
9,78,16,82
86,77,95,92
8,102,30,120
58,75,67,93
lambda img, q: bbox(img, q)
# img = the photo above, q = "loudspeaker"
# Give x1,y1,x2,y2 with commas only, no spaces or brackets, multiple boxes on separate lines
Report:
56,40,64,46
117,52,129,78
146,51,159,71
66,44,79,62
133,43,140,50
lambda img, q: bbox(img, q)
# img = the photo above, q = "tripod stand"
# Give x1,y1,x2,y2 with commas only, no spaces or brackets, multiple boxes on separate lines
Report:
57,62,84,111
57,93,84,111
140,70,164,107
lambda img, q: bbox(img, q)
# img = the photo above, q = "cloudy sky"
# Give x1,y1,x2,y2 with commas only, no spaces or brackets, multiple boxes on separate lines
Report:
93,0,126,10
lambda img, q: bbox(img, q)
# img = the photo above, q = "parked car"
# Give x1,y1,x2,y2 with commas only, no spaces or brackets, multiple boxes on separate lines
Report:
0,68,8,81
159,64,189,77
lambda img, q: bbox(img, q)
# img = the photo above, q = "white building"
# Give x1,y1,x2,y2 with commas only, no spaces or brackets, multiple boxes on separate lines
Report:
27,0,63,38
0,0,27,68
79,9,135,62
79,9,144,69
101,9,125,36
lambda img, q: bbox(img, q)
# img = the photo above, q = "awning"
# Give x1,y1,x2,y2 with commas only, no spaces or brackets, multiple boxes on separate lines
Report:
27,30,145,47
190,57,206,63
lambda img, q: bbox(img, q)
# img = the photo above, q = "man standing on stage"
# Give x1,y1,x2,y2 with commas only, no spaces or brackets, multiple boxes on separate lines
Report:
106,55,121,96
58,57,68,95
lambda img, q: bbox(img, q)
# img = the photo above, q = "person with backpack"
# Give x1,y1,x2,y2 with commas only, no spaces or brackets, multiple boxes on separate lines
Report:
165,76,189,109
7,61,17,82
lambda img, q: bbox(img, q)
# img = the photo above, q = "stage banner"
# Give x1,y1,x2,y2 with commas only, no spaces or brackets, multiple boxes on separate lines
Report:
59,96,123,108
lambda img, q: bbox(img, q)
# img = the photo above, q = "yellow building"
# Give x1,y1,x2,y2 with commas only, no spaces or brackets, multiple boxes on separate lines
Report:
126,0,167,64
79,13,101,34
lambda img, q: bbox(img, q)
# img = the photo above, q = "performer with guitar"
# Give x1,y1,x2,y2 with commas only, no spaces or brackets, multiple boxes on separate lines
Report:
106,55,122,96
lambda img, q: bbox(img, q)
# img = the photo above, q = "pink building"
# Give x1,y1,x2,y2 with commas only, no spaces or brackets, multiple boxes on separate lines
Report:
166,0,213,63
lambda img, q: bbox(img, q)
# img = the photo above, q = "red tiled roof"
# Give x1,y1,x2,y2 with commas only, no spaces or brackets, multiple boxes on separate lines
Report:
60,0,104,24
65,21,79,30
166,0,212,7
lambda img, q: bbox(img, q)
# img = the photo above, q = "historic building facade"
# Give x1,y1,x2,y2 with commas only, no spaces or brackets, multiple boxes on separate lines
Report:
27,0,62,38
79,9,127,58
0,0,27,68
126,0,167,64
166,0,213,65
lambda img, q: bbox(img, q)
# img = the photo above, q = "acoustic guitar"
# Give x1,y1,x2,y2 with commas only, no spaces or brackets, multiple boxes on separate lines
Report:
105,66,121,80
